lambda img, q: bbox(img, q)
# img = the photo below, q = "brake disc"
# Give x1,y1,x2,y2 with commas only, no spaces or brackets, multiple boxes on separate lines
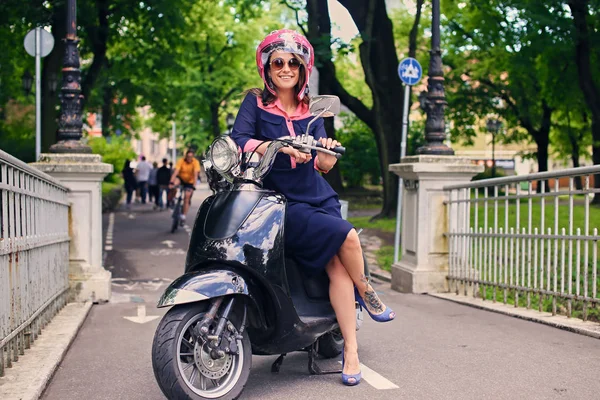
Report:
194,342,233,380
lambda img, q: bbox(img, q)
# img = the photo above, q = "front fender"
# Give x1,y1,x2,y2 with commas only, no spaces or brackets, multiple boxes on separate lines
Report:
157,270,249,308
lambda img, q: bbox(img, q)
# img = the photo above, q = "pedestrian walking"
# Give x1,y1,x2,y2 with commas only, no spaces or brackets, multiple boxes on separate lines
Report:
135,156,152,204
122,160,137,209
156,158,171,210
149,161,159,209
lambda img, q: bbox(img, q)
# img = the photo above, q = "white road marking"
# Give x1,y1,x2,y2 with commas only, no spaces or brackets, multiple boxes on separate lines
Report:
123,305,160,324
150,248,186,256
105,212,115,252
162,240,176,248
338,361,399,390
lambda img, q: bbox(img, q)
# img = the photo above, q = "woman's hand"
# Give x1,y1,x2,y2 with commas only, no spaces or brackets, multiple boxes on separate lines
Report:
316,137,341,172
281,146,312,164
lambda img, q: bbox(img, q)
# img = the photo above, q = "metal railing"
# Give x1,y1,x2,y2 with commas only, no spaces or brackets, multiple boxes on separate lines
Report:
0,150,70,376
445,166,600,322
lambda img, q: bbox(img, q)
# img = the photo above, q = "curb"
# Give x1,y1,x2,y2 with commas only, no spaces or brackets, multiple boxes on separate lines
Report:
429,293,600,340
0,302,93,400
370,269,391,283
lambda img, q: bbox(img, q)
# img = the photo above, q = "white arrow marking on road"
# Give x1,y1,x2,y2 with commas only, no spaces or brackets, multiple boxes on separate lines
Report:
128,213,136,219
123,305,160,324
162,240,176,248
338,361,399,390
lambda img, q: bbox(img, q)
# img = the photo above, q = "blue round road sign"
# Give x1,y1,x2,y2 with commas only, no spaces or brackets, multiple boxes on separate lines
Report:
398,57,422,86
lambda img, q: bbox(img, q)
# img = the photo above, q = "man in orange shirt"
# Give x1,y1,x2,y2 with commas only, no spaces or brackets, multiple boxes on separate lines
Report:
169,149,201,222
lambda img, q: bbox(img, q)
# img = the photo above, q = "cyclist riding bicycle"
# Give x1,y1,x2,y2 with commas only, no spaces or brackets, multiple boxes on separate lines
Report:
169,149,201,223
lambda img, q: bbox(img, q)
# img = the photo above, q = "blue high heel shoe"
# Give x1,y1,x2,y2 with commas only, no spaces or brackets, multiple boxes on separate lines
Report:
355,286,396,323
341,352,361,386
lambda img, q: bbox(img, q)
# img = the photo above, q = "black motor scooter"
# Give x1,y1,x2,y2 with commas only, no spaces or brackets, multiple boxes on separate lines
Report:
152,96,368,400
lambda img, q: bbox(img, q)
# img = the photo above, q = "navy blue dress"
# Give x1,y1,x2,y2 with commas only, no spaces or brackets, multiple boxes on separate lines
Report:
231,93,353,272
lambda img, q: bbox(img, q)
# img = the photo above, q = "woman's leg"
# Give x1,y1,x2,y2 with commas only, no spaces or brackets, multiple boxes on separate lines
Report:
326,256,360,378
337,230,387,315
126,187,133,205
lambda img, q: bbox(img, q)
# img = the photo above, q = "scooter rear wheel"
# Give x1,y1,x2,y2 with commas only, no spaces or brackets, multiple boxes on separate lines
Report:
317,329,344,359
152,302,251,400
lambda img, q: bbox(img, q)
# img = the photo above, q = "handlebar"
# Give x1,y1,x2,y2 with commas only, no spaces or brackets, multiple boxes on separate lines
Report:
315,141,346,156
249,136,345,183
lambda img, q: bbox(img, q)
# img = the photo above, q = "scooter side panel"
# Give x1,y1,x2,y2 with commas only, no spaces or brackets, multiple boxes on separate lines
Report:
186,191,287,291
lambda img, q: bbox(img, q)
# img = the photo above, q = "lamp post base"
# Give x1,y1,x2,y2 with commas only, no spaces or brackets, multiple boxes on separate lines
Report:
49,140,92,154
416,143,455,156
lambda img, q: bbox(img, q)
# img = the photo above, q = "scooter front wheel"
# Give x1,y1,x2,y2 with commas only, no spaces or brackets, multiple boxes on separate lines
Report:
152,302,251,400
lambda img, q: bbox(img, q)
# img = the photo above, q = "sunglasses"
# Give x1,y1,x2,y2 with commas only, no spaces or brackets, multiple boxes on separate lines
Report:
270,57,301,71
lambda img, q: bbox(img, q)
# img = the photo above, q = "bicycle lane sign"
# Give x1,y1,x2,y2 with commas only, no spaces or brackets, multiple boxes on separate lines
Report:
398,57,422,86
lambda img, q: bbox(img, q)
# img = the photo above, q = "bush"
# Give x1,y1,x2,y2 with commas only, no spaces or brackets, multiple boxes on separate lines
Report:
102,182,123,212
336,114,381,188
88,135,137,183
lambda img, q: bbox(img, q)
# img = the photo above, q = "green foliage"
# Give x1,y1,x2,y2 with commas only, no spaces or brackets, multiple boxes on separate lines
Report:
336,113,380,187
550,106,593,164
0,101,35,162
375,245,395,272
88,136,136,183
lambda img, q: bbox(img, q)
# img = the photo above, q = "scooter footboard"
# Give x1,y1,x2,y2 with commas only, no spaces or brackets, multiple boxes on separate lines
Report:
157,270,251,308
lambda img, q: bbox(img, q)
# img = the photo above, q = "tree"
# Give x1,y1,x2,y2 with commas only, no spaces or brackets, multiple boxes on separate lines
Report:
305,0,425,218
567,0,600,203
550,106,593,189
442,0,581,179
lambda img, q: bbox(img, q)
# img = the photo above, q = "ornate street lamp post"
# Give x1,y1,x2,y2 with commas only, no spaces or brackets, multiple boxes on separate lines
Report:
486,118,503,178
50,0,91,153
417,0,454,155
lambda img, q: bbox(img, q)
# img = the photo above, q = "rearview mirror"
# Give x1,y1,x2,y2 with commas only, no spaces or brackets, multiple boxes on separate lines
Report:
309,95,340,118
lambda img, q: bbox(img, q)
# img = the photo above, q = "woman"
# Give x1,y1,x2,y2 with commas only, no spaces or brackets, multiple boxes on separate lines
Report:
230,29,395,386
122,160,137,209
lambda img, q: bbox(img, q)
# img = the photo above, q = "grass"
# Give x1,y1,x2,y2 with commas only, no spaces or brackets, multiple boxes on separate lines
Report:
347,216,396,233
470,199,600,235
348,216,396,272
456,201,600,321
375,245,394,272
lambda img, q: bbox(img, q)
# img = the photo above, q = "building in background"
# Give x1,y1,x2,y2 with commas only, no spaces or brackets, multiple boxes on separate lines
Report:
85,107,178,163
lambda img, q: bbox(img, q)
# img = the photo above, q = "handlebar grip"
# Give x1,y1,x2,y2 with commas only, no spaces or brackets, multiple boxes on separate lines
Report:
315,142,346,155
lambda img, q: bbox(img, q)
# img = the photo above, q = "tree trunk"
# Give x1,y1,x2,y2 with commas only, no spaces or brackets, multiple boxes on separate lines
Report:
530,103,552,193
566,111,583,190
81,0,110,108
305,0,366,194
210,102,220,138
568,0,600,203
349,0,404,218
41,2,67,152
321,117,344,192
101,83,113,137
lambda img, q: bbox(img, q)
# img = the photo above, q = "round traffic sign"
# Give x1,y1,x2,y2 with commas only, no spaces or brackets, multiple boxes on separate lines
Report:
398,57,422,86
24,28,55,58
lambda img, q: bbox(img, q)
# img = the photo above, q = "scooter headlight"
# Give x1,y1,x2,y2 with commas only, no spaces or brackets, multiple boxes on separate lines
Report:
209,136,239,174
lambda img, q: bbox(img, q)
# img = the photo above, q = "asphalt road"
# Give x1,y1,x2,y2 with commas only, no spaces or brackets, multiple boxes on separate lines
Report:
42,185,600,400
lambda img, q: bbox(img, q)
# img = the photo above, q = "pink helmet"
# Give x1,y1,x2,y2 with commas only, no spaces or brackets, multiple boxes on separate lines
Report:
256,29,314,100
